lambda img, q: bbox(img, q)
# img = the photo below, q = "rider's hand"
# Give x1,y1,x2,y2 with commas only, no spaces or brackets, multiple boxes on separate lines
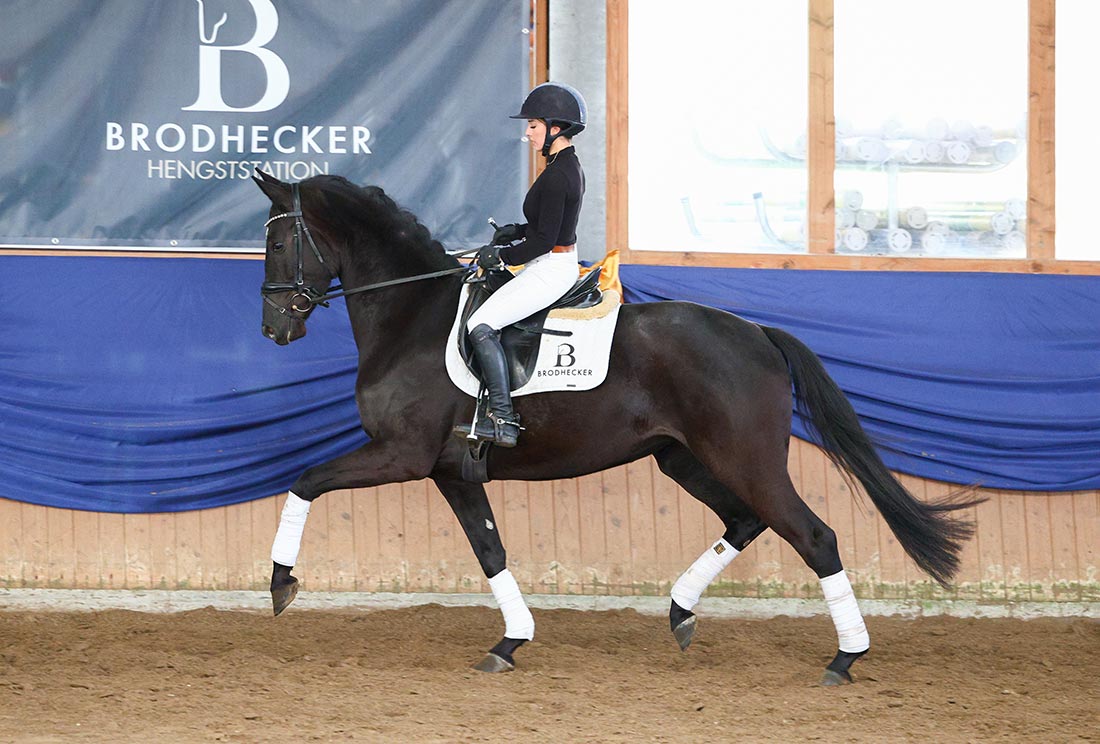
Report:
477,243,505,271
491,223,524,245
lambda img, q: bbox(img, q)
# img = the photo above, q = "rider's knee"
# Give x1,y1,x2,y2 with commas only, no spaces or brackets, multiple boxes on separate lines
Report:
468,323,500,342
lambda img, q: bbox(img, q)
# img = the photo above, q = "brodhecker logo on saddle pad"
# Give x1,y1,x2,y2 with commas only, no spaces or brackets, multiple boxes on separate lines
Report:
445,285,622,398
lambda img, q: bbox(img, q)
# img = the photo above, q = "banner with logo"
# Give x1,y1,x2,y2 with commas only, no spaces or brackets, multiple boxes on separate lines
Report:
0,0,529,252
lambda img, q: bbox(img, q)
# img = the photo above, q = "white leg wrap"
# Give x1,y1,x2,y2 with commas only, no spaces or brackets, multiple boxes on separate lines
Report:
670,538,740,611
820,570,870,653
487,569,535,640
271,491,311,567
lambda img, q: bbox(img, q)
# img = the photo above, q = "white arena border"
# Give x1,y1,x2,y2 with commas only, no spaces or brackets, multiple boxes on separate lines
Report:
0,589,1096,620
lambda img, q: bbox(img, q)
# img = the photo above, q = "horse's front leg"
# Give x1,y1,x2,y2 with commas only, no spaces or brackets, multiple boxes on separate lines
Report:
270,440,431,615
433,477,532,673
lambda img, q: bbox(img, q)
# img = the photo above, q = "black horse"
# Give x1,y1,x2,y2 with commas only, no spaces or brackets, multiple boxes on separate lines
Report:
252,171,979,684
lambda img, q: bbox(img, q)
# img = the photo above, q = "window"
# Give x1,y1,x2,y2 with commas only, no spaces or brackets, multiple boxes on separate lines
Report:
1055,1,1100,261
612,0,1092,272
629,1,808,254
834,0,1028,258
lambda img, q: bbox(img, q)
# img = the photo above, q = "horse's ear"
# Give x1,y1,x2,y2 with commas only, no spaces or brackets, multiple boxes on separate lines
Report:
252,169,290,207
255,168,282,184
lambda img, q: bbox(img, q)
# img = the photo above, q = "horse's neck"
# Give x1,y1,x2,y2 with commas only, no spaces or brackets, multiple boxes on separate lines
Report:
338,255,460,370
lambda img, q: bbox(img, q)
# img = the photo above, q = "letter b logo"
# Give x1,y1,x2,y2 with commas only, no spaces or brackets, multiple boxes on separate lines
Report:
555,344,577,368
184,0,290,113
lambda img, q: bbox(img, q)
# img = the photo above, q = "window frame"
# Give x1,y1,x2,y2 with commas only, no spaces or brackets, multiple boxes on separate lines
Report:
608,0,1097,275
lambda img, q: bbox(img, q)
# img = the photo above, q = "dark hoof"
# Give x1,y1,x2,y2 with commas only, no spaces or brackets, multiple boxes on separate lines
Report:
822,648,867,685
472,652,515,673
672,615,697,651
820,669,853,686
271,577,299,617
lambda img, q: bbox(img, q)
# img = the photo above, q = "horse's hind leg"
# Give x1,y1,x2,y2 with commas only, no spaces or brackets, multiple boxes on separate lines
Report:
655,444,768,651
759,480,869,684
703,451,871,685
434,477,532,673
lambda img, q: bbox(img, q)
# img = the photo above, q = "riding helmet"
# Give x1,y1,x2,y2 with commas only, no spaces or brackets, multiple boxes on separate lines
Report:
511,82,587,156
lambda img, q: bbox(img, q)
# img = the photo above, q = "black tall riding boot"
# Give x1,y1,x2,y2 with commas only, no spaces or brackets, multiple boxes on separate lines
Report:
453,324,521,447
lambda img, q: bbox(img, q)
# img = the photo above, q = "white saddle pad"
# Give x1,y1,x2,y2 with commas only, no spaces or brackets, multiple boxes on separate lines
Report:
445,285,622,398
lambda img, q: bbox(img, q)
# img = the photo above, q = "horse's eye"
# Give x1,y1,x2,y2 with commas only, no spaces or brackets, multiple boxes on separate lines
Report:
272,242,285,253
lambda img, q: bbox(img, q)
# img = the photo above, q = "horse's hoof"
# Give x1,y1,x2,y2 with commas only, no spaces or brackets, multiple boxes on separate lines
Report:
271,577,299,617
472,652,515,673
672,615,697,651
822,648,866,685
820,669,853,686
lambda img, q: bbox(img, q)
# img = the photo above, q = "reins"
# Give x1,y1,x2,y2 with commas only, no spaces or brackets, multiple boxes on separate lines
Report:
261,182,481,314
310,250,479,306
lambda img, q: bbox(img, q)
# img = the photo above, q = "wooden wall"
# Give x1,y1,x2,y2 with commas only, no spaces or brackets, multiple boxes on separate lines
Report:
2,439,1095,603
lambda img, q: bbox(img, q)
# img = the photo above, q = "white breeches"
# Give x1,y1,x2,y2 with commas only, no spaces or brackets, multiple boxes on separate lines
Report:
467,251,579,332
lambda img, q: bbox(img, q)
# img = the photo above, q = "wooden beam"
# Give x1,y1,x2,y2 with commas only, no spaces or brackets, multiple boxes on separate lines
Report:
606,0,628,257
529,0,551,184
0,249,261,260
1028,0,1055,259
533,0,549,86
807,0,835,254
625,250,1100,275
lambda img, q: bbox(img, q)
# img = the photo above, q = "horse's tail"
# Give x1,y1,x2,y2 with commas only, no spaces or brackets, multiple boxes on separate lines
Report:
760,324,983,588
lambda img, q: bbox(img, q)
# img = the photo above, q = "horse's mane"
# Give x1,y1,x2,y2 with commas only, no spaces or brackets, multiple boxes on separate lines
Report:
300,175,455,271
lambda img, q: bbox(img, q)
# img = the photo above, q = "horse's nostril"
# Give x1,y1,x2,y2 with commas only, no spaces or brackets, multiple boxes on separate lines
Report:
263,325,276,339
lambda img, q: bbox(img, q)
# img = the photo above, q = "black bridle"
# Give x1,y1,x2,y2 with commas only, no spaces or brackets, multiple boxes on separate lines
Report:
260,182,475,316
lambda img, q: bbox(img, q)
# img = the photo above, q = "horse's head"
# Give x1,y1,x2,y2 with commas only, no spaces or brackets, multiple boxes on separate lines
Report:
252,170,335,345
252,169,459,345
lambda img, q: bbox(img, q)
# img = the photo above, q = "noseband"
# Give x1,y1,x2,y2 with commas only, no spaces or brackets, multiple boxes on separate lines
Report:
260,182,475,316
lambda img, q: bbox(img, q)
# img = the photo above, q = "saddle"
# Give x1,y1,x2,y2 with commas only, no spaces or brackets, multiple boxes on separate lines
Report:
457,267,604,390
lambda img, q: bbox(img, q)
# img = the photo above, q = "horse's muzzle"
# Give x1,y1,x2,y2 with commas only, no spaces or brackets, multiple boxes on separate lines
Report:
262,321,306,345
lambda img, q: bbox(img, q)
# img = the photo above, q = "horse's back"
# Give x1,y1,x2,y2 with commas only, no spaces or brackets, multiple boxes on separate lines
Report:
614,300,788,380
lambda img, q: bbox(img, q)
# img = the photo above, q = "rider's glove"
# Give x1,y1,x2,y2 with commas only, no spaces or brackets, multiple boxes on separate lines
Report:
491,223,525,245
477,243,505,271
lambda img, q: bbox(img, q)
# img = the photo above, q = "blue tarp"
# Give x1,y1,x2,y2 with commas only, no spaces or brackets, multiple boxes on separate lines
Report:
1,256,364,512
621,264,1100,493
1,255,1097,513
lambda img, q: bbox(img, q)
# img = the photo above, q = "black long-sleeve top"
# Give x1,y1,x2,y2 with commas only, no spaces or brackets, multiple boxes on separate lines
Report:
499,146,585,266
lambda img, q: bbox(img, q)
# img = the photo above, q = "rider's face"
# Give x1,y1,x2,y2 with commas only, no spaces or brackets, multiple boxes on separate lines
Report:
525,119,561,151
526,119,546,150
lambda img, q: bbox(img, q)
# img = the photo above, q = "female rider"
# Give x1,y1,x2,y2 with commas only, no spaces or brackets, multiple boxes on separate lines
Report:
454,82,587,448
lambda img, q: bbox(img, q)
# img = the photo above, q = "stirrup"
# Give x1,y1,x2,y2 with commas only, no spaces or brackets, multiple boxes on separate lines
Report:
452,412,523,447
